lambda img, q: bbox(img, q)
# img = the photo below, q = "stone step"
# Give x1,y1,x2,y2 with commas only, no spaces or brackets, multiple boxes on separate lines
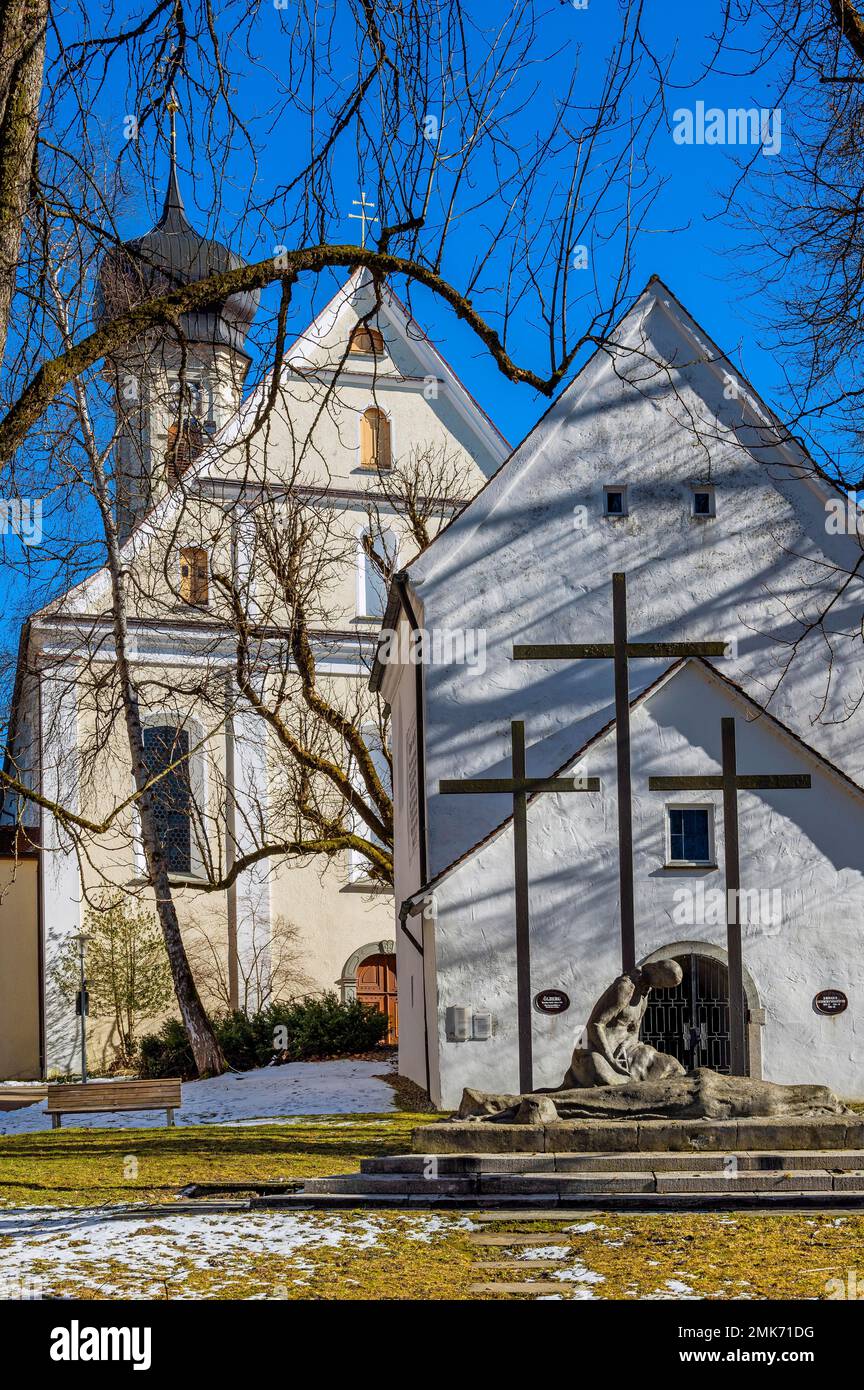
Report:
300,1168,864,1197
414,1117,864,1155
301,1174,478,1195
363,1150,864,1175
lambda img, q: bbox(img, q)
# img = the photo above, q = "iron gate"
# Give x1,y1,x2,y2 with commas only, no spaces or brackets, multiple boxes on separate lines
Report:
641,953,746,1074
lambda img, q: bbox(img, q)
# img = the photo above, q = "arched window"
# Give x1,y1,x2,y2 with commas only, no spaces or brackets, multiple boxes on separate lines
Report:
349,324,385,355
179,547,209,605
141,726,193,876
360,406,391,470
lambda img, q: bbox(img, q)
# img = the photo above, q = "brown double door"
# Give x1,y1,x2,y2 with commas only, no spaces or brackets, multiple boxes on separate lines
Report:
356,953,398,1044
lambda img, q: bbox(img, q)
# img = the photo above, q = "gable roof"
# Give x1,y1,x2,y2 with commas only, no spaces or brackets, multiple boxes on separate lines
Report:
281,268,510,463
370,272,859,692
400,656,864,911
24,269,510,627
400,273,854,587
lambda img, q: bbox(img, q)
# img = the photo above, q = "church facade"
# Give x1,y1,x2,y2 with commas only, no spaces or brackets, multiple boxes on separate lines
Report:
0,166,506,1078
376,278,864,1108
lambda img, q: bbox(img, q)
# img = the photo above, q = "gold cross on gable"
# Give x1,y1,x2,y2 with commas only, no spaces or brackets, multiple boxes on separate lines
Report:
349,190,379,248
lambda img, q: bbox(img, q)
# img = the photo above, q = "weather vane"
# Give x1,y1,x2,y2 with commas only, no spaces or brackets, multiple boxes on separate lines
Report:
349,190,379,248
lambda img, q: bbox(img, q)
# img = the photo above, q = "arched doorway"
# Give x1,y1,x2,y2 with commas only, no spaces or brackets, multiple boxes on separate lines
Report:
641,951,748,1074
339,940,397,1045
356,953,398,1044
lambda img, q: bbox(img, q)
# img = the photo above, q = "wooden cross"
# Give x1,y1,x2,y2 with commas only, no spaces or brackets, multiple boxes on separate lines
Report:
439,719,599,1093
514,572,727,974
649,716,810,1075
349,190,379,248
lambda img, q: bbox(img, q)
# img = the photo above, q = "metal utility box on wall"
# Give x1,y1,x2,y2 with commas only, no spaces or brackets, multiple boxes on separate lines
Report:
445,1006,472,1042
445,1006,494,1042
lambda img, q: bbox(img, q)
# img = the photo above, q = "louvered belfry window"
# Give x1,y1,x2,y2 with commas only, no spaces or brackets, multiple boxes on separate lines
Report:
165,418,205,483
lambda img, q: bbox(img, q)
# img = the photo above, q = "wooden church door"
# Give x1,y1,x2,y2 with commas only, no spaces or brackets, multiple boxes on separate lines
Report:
356,953,398,1044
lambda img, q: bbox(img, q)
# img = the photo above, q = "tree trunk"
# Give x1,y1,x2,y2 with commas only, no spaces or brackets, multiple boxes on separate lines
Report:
58,321,226,1078
0,0,47,368
133,770,226,1077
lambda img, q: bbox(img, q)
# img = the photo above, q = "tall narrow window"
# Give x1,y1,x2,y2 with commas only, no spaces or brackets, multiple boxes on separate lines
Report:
358,528,395,618
142,726,193,875
179,547,209,605
360,407,392,470
349,723,392,881
349,324,384,355
165,376,209,483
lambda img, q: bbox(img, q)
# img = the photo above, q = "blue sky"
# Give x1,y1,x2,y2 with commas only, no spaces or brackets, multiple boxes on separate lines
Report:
0,3,828,698
91,3,803,450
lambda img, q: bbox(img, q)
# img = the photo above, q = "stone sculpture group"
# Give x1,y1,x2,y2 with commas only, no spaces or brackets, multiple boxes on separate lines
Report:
457,959,848,1124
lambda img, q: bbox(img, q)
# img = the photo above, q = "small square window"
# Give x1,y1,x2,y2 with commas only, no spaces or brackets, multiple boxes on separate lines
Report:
692,487,715,518
604,486,627,517
667,806,713,865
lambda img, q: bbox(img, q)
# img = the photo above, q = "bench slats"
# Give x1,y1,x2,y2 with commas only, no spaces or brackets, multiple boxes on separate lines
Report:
47,1079,182,1113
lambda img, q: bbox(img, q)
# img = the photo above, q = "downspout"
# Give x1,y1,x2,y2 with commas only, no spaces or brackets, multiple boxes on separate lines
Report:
399,895,430,1095
393,572,432,1094
32,625,46,1078
393,572,428,883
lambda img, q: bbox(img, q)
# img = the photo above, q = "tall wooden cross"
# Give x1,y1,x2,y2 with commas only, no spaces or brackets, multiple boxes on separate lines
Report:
439,719,599,1093
514,572,727,974
649,716,810,1075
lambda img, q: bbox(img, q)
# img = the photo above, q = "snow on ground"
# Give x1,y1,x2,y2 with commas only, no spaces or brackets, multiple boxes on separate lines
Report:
0,1208,473,1300
0,1060,397,1134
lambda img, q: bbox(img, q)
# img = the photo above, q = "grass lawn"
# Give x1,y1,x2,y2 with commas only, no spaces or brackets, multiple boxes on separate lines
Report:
2,1115,863,1299
0,1112,425,1207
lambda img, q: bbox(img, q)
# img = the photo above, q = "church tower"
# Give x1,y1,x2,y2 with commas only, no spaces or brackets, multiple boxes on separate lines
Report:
98,102,258,539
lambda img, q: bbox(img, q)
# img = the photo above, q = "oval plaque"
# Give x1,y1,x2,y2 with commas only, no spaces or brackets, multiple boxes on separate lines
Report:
813,989,848,1017
533,988,570,1015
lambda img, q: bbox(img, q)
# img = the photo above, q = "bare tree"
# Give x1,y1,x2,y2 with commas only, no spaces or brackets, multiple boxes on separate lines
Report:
0,1,690,1072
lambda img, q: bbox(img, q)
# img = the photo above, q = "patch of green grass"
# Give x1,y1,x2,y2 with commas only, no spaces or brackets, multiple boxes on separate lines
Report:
0,1113,426,1207
477,1213,864,1299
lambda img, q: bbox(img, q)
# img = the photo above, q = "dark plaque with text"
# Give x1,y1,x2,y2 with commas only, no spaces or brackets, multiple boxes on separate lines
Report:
533,988,570,1015
813,989,848,1016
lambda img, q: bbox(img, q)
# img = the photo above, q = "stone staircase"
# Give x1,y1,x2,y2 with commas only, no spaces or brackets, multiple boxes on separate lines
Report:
293,1115,864,1208
296,1149,864,1206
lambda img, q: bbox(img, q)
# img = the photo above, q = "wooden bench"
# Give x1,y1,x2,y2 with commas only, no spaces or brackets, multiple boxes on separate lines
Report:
46,1079,182,1129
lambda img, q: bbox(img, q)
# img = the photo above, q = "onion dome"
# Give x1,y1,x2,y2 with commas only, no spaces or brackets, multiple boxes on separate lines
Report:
97,161,258,353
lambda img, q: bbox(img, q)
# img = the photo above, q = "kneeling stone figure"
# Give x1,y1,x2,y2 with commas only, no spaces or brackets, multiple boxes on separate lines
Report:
562,959,685,1088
